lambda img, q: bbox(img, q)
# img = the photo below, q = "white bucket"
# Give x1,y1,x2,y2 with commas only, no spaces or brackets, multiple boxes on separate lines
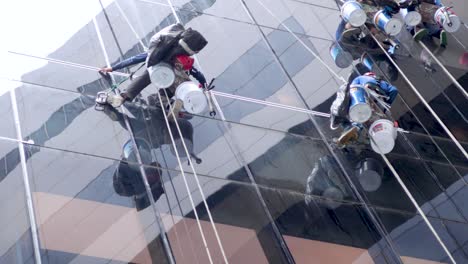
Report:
147,62,175,89
369,119,397,154
341,1,367,27
434,7,460,33
400,9,421,27
175,82,207,114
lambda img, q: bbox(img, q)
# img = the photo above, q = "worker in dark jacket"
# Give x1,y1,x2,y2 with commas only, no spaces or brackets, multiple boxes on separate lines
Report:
100,23,208,119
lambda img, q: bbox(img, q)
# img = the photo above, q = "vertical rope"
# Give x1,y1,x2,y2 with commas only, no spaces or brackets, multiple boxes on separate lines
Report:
92,16,176,264
162,1,230,262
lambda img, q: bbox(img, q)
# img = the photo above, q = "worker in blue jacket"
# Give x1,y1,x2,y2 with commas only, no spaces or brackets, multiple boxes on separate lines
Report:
330,68,398,147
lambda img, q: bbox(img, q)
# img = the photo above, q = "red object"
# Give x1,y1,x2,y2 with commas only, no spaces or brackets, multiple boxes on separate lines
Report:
176,55,194,70
459,52,468,66
364,72,376,77
393,121,399,128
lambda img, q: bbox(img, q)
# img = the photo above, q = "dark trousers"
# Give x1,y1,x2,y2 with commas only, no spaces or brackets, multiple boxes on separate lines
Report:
123,70,151,100
123,70,175,106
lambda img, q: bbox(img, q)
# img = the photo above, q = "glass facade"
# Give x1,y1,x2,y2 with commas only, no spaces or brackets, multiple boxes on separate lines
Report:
1,0,467,263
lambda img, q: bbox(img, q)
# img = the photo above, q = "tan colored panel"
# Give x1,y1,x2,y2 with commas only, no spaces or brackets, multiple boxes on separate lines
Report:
284,235,373,264
33,192,449,264
33,192,151,263
165,217,268,264
401,256,447,264
34,192,268,263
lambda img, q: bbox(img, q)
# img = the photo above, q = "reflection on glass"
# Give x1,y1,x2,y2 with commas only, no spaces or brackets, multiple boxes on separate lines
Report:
3,0,468,262
0,140,35,264
23,144,169,264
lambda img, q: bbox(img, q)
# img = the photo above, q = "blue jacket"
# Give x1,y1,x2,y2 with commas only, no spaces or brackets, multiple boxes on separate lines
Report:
112,53,147,71
351,75,398,104
111,53,207,85
335,19,347,41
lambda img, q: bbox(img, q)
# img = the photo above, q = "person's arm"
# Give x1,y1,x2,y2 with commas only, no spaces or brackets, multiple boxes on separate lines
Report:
350,76,363,87
335,19,347,41
189,66,207,87
379,81,398,104
101,53,147,72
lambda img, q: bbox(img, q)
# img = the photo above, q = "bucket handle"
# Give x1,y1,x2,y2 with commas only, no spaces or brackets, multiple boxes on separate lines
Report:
203,78,217,117
351,84,391,112
439,6,455,27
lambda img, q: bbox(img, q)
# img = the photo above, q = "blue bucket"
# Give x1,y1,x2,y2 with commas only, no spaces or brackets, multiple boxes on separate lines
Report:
361,54,374,71
373,10,403,36
341,1,367,27
330,43,353,68
349,86,372,123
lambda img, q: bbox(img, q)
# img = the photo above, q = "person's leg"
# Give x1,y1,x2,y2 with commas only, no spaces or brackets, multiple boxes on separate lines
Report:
439,29,447,47
413,24,429,41
340,27,362,49
424,22,446,47
106,71,151,107
122,70,151,100
165,87,183,121
379,82,399,105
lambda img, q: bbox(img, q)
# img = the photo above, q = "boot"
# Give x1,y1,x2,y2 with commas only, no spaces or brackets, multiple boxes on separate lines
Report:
337,126,359,147
106,93,125,108
439,30,447,48
167,99,183,122
341,28,361,42
413,28,428,42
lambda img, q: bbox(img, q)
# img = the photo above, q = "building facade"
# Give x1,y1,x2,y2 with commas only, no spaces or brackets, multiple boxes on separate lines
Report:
1,0,468,263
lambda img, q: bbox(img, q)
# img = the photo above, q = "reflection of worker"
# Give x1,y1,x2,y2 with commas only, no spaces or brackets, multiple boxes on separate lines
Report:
339,0,402,43
330,65,398,147
305,155,385,209
305,155,349,209
334,19,382,59
113,145,165,211
104,100,200,209
332,18,400,85
336,0,400,57
403,0,458,47
103,99,200,163
100,23,208,119
333,1,400,77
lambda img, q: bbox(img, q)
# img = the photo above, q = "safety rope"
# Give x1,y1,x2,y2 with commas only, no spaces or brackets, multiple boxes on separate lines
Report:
108,62,145,91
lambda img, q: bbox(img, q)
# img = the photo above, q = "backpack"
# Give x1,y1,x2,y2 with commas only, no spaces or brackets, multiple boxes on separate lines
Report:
146,24,207,67
179,28,208,55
